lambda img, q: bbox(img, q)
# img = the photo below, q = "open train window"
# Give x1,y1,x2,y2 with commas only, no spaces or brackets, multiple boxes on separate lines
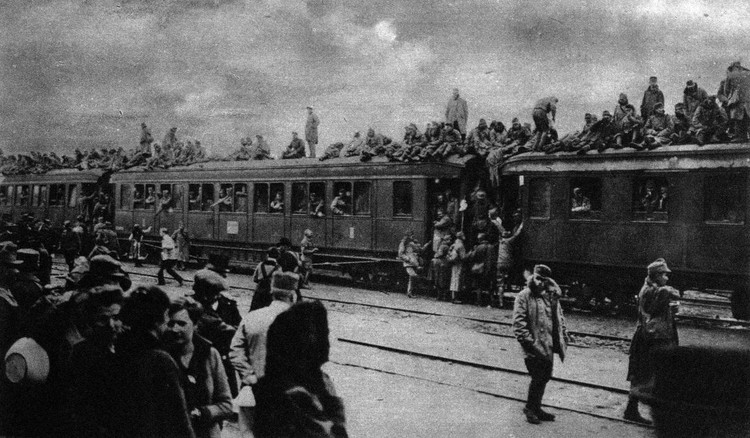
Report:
15,186,29,207
332,182,352,216
309,182,325,217
254,184,269,213
569,178,602,220
292,183,308,215
38,185,47,207
354,182,371,215
144,184,156,209
633,177,668,222
393,181,413,217
269,183,284,214
0,186,9,206
217,184,234,212
704,174,745,224
200,184,214,211
67,184,78,208
157,184,179,212
528,178,551,219
31,185,44,207
187,184,200,211
234,184,248,213
120,185,132,210
49,185,65,207
133,184,145,209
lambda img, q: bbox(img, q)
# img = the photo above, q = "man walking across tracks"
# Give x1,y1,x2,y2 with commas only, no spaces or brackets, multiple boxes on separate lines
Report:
512,264,568,424
305,106,320,158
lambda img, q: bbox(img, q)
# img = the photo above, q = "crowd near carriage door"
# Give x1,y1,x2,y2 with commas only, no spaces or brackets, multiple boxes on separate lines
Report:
291,181,328,248
216,183,248,243
252,182,286,246
187,183,216,240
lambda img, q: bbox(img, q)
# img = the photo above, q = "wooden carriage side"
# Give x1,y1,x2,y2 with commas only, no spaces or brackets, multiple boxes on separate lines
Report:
500,144,750,315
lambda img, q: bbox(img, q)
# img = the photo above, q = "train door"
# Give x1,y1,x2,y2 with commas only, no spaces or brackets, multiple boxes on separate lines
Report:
289,181,328,248
330,180,373,251
186,183,216,241
251,182,286,245
217,182,249,243
374,179,421,252
154,183,182,235
115,183,135,235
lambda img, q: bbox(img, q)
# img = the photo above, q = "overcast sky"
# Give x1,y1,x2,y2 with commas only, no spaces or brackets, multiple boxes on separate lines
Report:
2,0,749,156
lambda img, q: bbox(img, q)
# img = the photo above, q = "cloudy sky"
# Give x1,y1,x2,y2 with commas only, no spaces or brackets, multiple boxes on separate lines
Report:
1,0,749,156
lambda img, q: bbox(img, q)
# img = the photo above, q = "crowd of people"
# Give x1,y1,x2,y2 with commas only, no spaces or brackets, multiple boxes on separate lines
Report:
4,61,748,177
0,210,347,437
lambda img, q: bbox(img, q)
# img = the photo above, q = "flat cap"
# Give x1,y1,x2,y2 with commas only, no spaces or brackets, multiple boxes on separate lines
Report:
534,264,552,279
648,258,671,275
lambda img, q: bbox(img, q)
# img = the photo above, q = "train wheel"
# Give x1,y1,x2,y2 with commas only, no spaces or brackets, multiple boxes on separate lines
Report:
730,286,749,320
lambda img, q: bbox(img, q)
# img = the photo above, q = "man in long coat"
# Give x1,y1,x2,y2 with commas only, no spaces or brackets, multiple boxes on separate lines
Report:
445,88,468,138
640,76,664,119
722,61,750,142
305,106,319,158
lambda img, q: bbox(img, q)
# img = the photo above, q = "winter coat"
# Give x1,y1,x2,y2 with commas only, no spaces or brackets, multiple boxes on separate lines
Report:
644,113,672,134
513,279,568,361
691,104,728,130
723,69,750,119
640,86,664,118
445,96,469,134
683,85,709,118
636,278,679,341
305,113,320,144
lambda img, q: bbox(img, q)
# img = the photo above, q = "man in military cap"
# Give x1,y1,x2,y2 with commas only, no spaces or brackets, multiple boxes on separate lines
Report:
640,76,664,119
683,80,708,119
59,220,81,272
513,264,568,425
445,88,469,138
670,102,693,144
722,61,750,142
692,96,729,146
305,106,320,158
531,97,558,152
641,102,673,150
282,132,306,159
466,118,493,157
139,123,154,156
192,267,241,397
625,258,680,424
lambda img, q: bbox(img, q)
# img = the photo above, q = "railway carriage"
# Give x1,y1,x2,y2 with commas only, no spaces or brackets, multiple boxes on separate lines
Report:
0,169,107,227
111,155,483,280
499,143,750,318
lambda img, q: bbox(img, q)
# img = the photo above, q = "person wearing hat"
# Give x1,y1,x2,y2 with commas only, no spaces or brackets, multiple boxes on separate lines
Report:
77,255,133,292
299,229,318,289
305,106,320,158
531,96,559,152
641,102,673,150
721,60,750,143
157,227,183,287
683,80,708,119
445,88,469,138
691,96,729,146
670,102,693,144
276,237,302,302
282,132,306,159
640,76,664,119
140,122,154,155
230,271,298,436
250,247,280,311
59,220,81,272
503,118,532,155
625,258,680,424
467,232,494,306
576,110,618,155
512,264,568,424
493,215,524,308
193,268,241,397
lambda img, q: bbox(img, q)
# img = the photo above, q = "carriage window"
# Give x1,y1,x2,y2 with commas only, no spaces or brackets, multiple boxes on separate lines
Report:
49,184,65,207
332,182,352,216
633,177,668,221
38,185,47,207
200,184,214,211
31,185,43,207
0,186,9,206
292,183,308,215
15,185,29,207
269,183,284,214
120,185,132,210
133,184,144,209
309,182,325,217
144,184,156,209
254,184,269,213
188,184,201,211
354,182,371,215
570,178,602,219
67,184,79,208
529,178,551,219
704,174,745,224
217,184,234,212
393,181,413,217
234,183,248,213
158,184,176,212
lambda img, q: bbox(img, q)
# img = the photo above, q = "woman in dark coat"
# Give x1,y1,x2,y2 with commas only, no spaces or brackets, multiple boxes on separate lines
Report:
253,301,348,438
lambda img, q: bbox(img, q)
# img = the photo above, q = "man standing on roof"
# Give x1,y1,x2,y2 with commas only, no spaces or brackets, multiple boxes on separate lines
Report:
640,76,664,119
305,106,319,158
722,61,750,142
531,96,558,152
445,88,469,139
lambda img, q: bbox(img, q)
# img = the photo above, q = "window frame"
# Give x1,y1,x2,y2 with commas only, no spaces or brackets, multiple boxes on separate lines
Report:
632,176,669,223
393,181,414,218
353,181,372,216
703,173,746,225
569,177,603,221
528,177,551,220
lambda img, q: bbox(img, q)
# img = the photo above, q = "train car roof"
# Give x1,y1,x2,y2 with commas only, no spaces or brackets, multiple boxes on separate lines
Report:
111,154,477,182
500,143,750,174
0,168,105,183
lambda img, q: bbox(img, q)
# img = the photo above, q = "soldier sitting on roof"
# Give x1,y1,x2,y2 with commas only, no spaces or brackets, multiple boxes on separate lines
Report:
639,103,673,150
669,103,693,145
614,104,645,150
465,118,493,157
577,110,619,154
343,132,365,157
360,128,386,161
501,118,533,156
546,113,597,154
319,142,345,161
692,96,729,146
250,135,272,160
282,132,306,159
